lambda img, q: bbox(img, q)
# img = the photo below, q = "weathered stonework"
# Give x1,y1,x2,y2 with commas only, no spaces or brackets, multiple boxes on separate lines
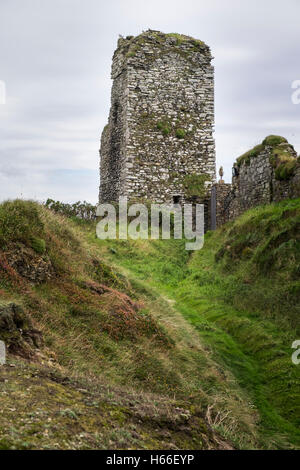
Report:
211,182,232,228
99,30,216,207
214,137,300,227
99,35,299,231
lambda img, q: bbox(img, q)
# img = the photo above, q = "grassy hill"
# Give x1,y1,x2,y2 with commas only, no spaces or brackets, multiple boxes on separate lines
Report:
0,199,299,449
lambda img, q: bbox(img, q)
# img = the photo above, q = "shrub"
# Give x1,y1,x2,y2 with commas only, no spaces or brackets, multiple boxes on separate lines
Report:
45,199,96,220
0,200,44,248
175,128,186,139
157,121,171,136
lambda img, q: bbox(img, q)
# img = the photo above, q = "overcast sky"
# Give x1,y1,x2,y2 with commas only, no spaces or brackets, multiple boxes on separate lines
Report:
0,0,299,203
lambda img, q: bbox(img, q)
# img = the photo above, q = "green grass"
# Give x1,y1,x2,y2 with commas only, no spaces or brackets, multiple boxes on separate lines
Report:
0,199,299,449
156,120,172,137
94,198,300,449
0,200,250,449
0,200,44,248
237,144,265,167
30,237,46,254
275,159,298,180
236,135,298,173
175,128,186,139
262,135,288,146
122,31,208,65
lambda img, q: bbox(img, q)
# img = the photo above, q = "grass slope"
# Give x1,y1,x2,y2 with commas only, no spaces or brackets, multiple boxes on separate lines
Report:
94,198,300,449
0,199,299,449
0,200,234,450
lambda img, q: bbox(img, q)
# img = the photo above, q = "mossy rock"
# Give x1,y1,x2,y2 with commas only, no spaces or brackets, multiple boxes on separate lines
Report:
162,127,171,136
121,30,209,65
236,136,293,168
275,160,297,181
236,144,265,167
262,135,288,146
267,141,298,180
165,32,205,48
0,303,42,356
156,120,189,139
270,143,296,165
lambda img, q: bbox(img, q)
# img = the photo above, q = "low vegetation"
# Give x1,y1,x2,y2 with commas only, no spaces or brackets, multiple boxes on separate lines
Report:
236,135,299,179
156,120,188,139
175,128,186,139
45,199,96,220
157,120,171,136
122,31,208,63
165,33,205,48
95,198,300,449
0,198,299,449
0,200,234,450
182,174,211,199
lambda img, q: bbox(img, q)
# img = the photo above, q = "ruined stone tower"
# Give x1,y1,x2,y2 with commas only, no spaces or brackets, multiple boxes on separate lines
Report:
99,30,216,205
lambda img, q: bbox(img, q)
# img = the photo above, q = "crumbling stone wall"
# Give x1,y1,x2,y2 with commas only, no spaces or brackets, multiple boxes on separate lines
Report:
211,182,232,228
99,30,216,206
214,137,300,227
273,165,300,202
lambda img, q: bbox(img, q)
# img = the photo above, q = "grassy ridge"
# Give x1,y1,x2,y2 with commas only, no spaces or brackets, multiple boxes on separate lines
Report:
0,199,299,449
0,200,246,450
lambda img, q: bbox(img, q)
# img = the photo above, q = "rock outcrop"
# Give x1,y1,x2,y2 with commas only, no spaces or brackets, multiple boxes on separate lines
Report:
0,303,42,358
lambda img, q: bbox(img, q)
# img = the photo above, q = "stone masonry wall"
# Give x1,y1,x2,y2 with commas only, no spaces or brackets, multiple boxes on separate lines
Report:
212,182,232,228
99,30,216,205
214,138,300,227
273,165,300,202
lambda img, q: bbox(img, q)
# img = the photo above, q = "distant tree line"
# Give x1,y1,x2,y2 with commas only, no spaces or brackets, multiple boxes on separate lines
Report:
45,199,97,221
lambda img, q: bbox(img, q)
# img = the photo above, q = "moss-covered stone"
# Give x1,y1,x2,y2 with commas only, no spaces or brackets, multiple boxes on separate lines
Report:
0,303,42,356
275,160,297,180
236,144,265,167
120,30,208,60
182,173,211,198
236,136,296,169
263,135,288,146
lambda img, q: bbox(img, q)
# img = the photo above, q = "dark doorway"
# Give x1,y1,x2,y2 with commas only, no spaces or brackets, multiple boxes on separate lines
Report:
173,195,182,204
